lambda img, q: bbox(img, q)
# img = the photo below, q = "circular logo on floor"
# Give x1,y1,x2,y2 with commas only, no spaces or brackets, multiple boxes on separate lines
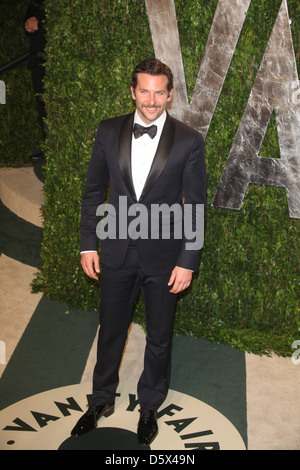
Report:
0,383,246,450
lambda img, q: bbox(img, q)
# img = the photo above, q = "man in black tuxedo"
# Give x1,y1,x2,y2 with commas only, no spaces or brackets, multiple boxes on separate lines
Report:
25,0,46,160
71,58,206,445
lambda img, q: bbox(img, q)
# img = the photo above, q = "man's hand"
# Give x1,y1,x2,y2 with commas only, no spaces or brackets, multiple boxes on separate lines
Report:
25,16,39,33
81,252,100,280
168,266,192,294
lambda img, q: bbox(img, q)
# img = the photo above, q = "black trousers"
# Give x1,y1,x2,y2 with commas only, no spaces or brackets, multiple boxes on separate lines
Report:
31,61,46,139
92,244,178,411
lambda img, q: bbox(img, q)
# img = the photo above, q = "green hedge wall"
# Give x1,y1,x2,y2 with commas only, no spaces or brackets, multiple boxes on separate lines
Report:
31,0,299,357
0,0,43,167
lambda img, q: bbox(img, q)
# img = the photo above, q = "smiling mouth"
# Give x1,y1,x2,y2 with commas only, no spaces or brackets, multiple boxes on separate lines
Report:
143,105,160,110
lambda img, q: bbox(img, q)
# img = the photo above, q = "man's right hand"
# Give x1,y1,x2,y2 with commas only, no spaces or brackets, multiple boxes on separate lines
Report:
81,252,100,280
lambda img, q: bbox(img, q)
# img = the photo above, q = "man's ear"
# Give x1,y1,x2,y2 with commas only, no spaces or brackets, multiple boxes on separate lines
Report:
131,86,136,100
167,88,174,102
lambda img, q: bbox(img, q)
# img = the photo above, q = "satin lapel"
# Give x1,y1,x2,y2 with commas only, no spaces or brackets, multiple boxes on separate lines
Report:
118,113,137,201
139,114,175,201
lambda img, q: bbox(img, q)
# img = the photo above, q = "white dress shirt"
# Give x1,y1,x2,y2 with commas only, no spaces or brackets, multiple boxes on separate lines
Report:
131,110,166,200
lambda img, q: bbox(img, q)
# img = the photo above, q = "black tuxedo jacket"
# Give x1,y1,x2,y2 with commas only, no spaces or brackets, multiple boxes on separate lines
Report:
80,112,206,275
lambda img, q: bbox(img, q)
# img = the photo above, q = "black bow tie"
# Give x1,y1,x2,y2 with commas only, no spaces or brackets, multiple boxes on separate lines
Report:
133,123,157,139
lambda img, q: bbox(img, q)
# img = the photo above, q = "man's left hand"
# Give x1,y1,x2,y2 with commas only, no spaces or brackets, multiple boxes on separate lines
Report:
25,16,39,33
168,266,192,294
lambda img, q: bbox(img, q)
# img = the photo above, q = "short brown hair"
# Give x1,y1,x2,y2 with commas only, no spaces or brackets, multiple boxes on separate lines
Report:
131,58,173,92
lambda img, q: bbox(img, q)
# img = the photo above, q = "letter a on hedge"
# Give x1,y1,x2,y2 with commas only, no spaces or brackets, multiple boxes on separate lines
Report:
212,0,300,219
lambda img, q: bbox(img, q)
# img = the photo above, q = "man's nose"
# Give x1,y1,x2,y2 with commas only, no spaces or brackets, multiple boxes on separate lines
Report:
148,93,156,105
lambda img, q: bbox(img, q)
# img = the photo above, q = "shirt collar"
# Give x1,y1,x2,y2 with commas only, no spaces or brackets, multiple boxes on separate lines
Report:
133,110,167,133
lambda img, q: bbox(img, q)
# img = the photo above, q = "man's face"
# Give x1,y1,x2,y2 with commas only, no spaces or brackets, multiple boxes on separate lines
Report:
131,73,173,125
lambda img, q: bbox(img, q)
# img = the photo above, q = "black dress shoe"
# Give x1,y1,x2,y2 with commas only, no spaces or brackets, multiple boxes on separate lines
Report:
30,151,44,162
71,402,114,437
137,408,158,446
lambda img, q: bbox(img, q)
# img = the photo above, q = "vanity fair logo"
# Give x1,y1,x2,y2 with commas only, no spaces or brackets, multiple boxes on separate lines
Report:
0,383,246,451
96,197,205,251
